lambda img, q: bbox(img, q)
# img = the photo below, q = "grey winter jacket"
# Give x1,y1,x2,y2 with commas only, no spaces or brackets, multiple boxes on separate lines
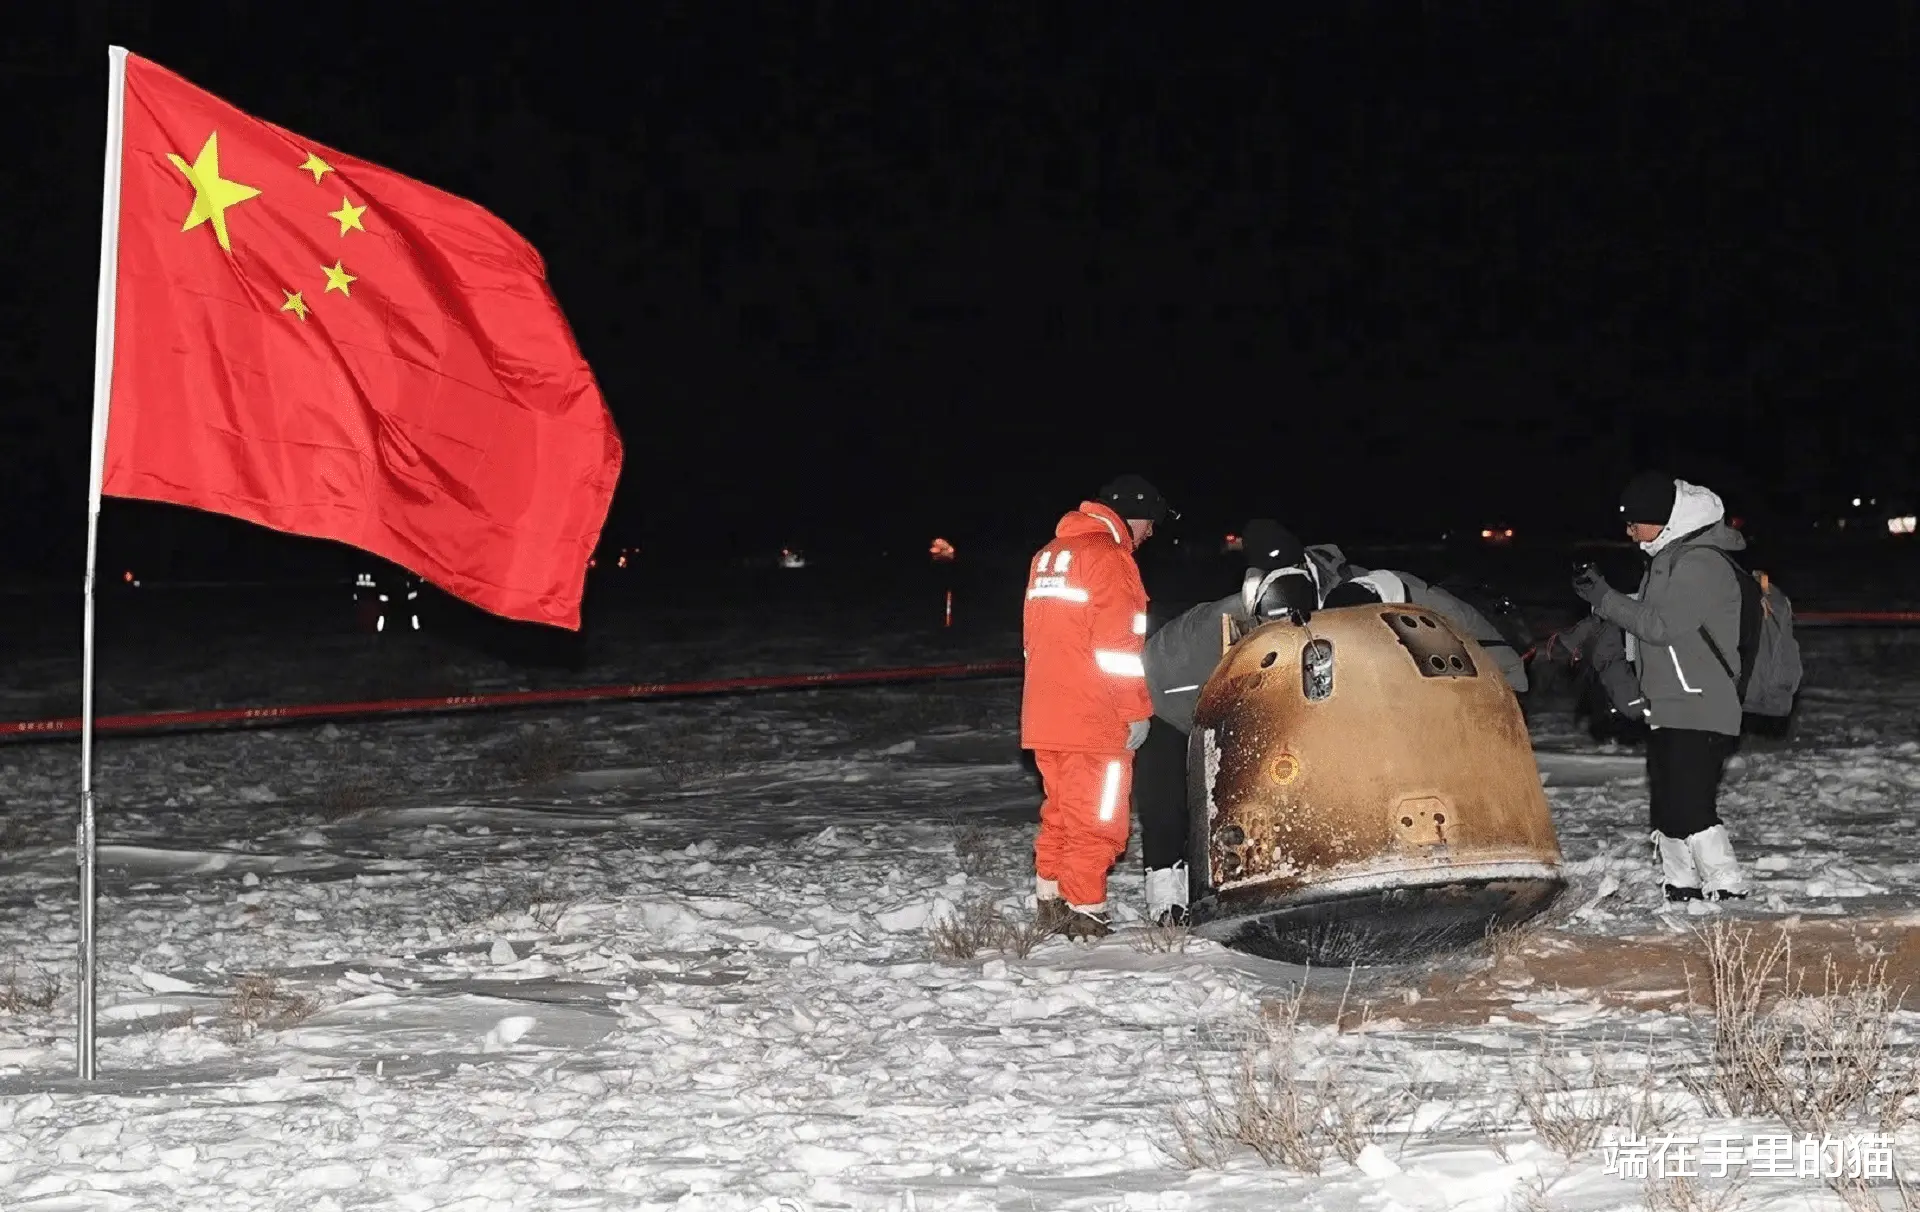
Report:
1143,593,1242,733
1394,573,1530,693
1591,482,1746,736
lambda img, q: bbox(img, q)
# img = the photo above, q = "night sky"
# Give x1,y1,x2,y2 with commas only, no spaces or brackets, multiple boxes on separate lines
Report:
4,4,1917,575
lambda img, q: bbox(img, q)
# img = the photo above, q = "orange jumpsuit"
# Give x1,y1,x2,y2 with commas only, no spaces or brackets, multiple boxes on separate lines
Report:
1020,501,1152,911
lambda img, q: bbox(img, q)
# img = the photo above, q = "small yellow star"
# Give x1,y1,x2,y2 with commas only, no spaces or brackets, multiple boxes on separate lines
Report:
281,290,309,321
322,260,357,297
300,154,332,184
167,132,261,253
328,197,367,237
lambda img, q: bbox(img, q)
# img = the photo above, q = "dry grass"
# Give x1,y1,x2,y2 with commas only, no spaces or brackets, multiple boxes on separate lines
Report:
1483,917,1535,966
219,975,318,1043
1684,923,1920,1211
0,965,58,1014
1166,988,1412,1173
1686,923,1918,1136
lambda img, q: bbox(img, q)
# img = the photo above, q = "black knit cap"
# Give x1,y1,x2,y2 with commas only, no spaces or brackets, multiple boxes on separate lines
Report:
1619,471,1678,525
1242,518,1305,573
1097,474,1170,522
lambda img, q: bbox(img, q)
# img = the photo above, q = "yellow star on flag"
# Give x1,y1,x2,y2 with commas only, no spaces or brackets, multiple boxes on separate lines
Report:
322,260,357,297
329,197,367,237
167,132,261,253
301,153,333,184
281,290,309,321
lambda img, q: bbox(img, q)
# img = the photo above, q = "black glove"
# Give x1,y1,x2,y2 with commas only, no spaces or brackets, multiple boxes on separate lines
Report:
1571,564,1610,606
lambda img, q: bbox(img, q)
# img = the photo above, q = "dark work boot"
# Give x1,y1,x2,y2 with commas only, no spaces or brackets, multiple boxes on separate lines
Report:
1035,898,1071,935
1063,907,1111,941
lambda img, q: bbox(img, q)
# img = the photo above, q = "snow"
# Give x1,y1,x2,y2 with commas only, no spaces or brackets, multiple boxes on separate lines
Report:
0,611,1916,1209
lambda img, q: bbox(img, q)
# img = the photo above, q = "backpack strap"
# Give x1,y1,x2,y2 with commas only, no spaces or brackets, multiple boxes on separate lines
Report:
1692,547,1760,702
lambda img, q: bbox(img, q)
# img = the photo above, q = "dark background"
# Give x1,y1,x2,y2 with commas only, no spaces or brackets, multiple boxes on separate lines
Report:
4,3,1917,583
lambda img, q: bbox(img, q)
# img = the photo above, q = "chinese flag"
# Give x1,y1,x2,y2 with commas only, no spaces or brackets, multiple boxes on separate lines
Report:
104,52,623,629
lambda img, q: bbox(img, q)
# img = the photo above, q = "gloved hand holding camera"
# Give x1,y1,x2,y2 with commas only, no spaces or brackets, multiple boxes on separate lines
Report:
1571,562,1612,606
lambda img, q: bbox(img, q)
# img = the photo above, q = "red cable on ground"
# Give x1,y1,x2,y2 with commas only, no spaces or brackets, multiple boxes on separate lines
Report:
3,610,1914,742
1798,610,1920,625
0,659,1025,742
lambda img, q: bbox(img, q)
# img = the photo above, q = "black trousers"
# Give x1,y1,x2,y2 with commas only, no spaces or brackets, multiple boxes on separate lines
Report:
1135,717,1190,870
1646,727,1737,839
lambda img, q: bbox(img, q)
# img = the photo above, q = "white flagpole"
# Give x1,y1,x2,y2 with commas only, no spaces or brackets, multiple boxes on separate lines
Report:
79,44,130,1081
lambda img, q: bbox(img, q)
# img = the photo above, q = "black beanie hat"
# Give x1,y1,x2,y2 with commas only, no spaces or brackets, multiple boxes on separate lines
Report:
1097,474,1170,522
1241,517,1305,572
1619,471,1678,526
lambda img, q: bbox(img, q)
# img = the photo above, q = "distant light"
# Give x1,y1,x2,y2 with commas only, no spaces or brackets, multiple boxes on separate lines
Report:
1853,497,1863,507
1480,529,1494,539
1891,515,1917,536
588,558,597,569
929,537,956,562
616,554,628,568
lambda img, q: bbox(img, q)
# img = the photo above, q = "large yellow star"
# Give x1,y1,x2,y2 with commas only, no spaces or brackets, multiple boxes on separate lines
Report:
167,132,261,253
301,154,332,184
281,290,309,321
328,197,367,237
322,260,357,297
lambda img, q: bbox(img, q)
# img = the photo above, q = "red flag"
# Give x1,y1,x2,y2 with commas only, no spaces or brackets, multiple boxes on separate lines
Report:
104,53,623,628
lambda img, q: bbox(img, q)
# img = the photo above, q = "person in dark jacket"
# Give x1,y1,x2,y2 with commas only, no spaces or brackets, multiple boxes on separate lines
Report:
1136,519,1311,925
1573,472,1750,901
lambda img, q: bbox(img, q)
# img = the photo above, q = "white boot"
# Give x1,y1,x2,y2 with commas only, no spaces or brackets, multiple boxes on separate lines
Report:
1655,831,1702,901
1688,825,1749,900
1145,863,1189,926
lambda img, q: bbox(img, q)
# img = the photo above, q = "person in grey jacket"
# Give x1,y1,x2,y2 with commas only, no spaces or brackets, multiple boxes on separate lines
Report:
1573,472,1750,901
1137,519,1313,924
1319,561,1530,693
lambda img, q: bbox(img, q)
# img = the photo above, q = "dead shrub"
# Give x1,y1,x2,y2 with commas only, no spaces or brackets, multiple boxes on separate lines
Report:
0,965,58,1014
953,822,996,877
929,898,1057,961
0,814,31,853
1165,991,1411,1172
494,726,581,784
220,975,317,1043
1514,1044,1635,1159
1129,919,1192,955
1644,1172,1748,1212
994,913,1052,959
315,774,382,820
487,872,576,932
930,898,1008,961
1686,923,1917,1136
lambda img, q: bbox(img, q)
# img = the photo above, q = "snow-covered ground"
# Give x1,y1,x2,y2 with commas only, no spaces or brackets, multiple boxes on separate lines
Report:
1,595,1917,1211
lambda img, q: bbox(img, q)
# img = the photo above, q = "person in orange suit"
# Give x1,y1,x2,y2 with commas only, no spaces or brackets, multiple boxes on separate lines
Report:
1021,475,1166,939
